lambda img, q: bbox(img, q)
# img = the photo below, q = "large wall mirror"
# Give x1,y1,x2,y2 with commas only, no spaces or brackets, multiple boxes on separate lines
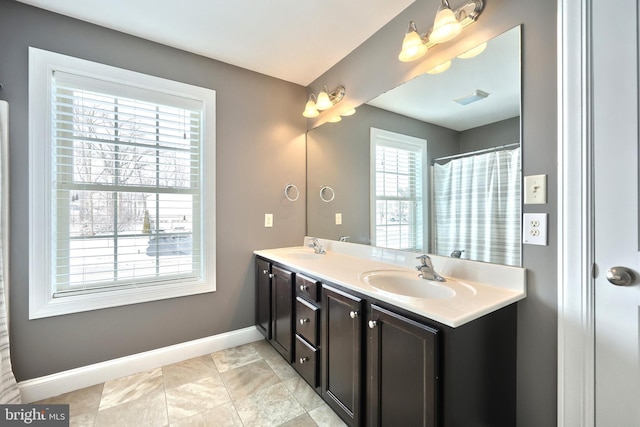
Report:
307,26,522,267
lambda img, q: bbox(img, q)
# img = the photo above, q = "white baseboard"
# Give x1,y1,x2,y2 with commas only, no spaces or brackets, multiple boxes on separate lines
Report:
18,326,264,403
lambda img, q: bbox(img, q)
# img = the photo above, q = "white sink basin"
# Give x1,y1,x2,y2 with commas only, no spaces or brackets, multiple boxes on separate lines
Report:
359,270,456,299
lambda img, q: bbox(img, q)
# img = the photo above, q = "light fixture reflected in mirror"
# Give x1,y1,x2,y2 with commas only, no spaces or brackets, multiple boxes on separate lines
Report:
399,0,484,63
303,85,346,118
341,108,357,117
457,42,487,59
427,60,452,74
429,0,462,44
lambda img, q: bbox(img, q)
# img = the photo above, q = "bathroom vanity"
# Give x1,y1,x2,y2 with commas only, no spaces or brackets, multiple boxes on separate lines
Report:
254,240,526,427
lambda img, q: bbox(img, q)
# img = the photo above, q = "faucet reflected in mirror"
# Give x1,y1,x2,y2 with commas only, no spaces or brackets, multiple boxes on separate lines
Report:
306,26,522,267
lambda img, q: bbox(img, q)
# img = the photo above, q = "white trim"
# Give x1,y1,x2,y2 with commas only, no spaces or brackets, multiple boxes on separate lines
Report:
18,327,263,403
557,0,596,426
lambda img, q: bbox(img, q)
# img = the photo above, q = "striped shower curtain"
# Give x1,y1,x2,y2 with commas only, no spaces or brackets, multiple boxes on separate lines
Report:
432,147,521,266
0,101,20,404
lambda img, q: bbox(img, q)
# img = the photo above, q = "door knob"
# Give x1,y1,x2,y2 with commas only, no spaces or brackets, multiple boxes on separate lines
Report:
606,266,635,286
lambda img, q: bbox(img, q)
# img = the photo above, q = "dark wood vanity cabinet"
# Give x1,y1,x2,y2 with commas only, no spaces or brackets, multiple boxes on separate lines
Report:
254,257,295,362
368,304,439,427
322,284,364,427
255,257,271,339
254,256,516,427
293,274,321,389
270,265,294,362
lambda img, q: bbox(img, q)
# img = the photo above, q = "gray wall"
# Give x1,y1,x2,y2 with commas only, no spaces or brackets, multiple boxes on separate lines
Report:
308,1,558,426
0,1,306,380
459,116,521,152
307,104,458,245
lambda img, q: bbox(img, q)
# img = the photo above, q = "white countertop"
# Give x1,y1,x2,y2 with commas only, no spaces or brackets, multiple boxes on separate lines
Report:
254,240,526,328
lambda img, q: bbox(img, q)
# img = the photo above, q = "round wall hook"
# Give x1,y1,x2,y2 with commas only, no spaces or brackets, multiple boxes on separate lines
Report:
320,186,335,203
284,183,299,202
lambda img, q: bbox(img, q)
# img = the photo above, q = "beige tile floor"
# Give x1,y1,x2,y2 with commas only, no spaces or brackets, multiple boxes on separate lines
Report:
36,339,347,427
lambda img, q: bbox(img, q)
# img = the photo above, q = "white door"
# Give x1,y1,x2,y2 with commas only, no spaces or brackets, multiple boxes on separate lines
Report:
593,0,640,424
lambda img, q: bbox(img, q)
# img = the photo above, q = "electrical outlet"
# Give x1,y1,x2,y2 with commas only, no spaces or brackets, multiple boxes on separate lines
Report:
335,213,342,225
523,213,547,245
524,174,547,204
264,213,273,228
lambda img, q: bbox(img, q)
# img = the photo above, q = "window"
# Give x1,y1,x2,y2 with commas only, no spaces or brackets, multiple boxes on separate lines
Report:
29,48,216,318
370,128,427,251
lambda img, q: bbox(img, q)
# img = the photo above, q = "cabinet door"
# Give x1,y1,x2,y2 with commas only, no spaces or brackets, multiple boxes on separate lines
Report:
368,304,439,427
271,265,294,362
255,258,271,340
322,284,363,427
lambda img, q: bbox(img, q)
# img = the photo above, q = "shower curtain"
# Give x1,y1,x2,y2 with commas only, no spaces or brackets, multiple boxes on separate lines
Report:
432,147,521,266
0,101,20,404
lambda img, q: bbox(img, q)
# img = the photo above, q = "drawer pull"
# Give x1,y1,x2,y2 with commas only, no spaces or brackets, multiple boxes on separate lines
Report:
262,269,269,275
368,320,378,329
299,318,310,325
299,356,309,364
268,273,274,279
300,284,308,291
349,310,359,319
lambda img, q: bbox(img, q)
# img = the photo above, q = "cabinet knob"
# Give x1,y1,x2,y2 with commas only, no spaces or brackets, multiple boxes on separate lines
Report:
263,269,269,275
300,284,308,291
349,310,359,319
268,273,274,279
299,356,309,364
368,320,378,329
299,318,309,325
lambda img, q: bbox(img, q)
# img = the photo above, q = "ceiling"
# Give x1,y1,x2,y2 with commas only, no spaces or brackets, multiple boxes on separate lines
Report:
15,0,415,86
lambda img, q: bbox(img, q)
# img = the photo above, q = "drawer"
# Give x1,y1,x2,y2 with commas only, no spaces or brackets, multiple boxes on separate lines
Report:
296,297,319,346
296,274,320,303
295,335,319,388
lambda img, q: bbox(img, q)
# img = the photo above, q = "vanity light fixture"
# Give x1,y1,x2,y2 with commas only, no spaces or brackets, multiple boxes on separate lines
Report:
398,0,484,63
302,94,320,118
429,0,463,44
341,108,356,117
302,85,346,118
328,116,342,123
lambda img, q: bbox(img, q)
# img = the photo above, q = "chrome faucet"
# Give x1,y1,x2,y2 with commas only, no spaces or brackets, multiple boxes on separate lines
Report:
339,235,350,242
450,249,465,258
415,255,446,282
308,238,326,255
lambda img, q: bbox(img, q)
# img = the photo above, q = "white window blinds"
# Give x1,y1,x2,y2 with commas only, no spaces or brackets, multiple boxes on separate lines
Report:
371,128,426,251
51,71,204,295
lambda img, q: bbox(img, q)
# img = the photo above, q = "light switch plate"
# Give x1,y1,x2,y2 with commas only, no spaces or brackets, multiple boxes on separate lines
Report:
264,213,273,228
523,213,547,245
524,174,547,204
335,213,342,225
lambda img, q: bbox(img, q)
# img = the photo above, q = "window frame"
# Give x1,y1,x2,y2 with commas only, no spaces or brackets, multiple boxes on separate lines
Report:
370,127,427,251
29,47,216,319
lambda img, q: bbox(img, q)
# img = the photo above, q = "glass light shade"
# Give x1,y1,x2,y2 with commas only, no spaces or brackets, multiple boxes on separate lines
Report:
302,99,319,118
427,60,452,74
316,91,333,110
457,42,487,59
398,23,427,62
341,108,356,117
328,115,342,123
429,5,462,44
